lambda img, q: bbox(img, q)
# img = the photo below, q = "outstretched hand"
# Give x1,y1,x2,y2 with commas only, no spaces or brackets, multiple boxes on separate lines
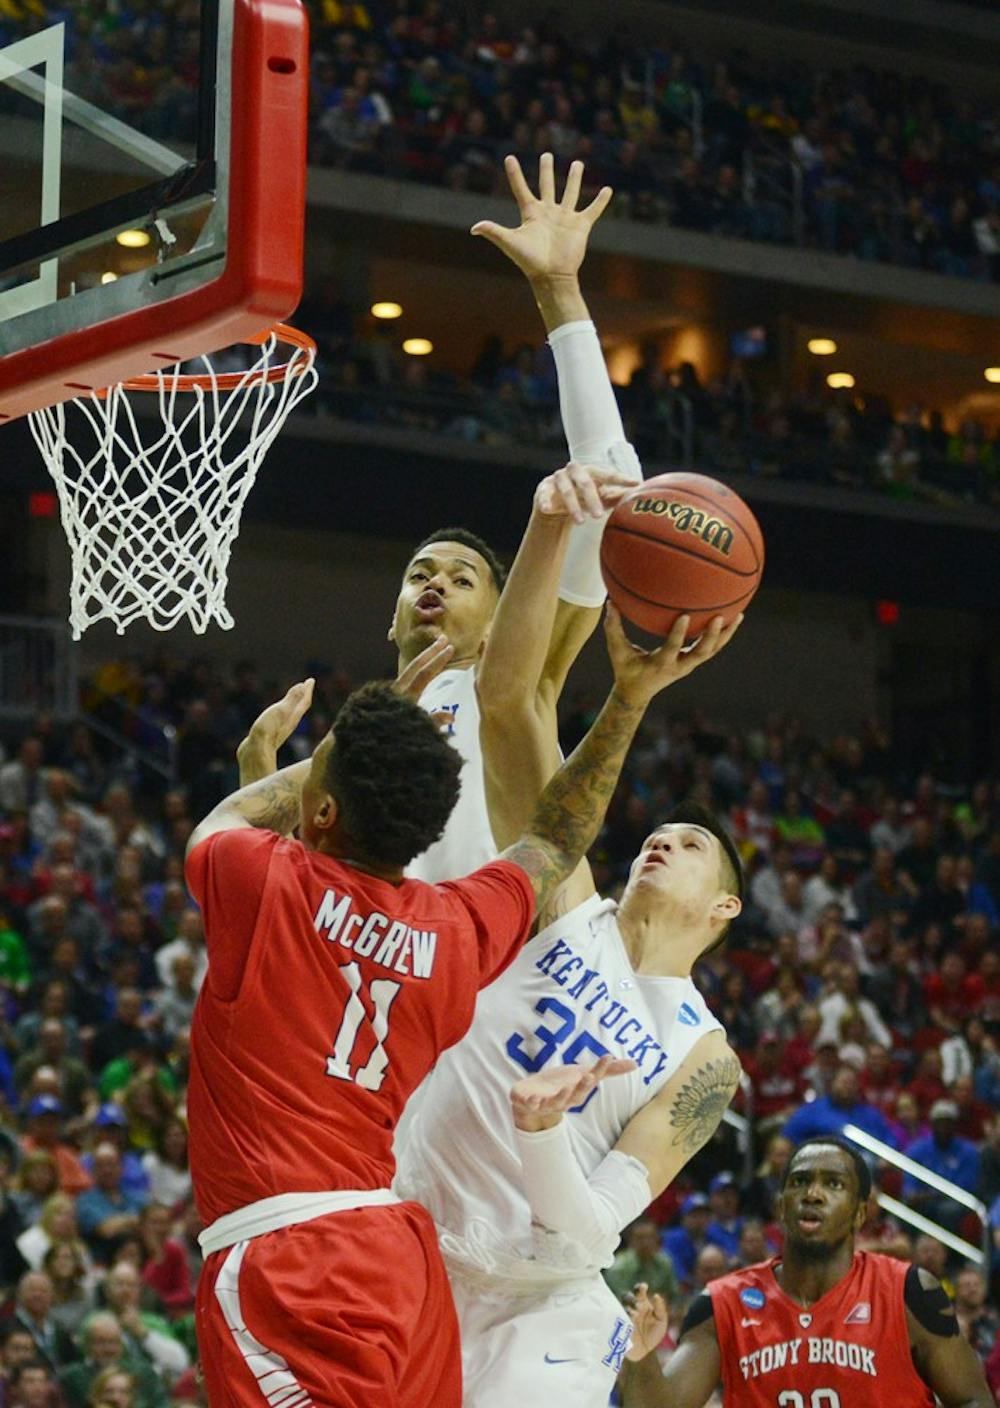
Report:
625,1283,669,1361
535,462,636,525
471,153,612,283
511,1055,636,1132
605,603,743,708
246,678,314,752
394,635,455,703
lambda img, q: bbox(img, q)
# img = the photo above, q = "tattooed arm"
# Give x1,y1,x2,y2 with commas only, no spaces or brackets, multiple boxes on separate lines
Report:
506,1029,740,1269
498,605,740,918
613,1029,742,1198
186,761,312,854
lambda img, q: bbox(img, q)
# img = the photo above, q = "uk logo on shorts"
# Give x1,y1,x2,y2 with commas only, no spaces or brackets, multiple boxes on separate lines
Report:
678,1003,700,1027
602,1317,633,1373
740,1287,767,1311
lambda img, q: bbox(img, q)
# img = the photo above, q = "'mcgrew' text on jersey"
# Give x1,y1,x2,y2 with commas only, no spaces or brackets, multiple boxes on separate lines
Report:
314,887,438,977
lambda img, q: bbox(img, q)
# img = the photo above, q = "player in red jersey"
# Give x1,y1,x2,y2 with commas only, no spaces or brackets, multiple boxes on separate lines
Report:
621,1137,992,1408
184,615,684,1408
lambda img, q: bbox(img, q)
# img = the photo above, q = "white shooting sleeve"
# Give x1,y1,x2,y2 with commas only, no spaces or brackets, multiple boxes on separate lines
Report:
514,1118,651,1269
548,320,643,606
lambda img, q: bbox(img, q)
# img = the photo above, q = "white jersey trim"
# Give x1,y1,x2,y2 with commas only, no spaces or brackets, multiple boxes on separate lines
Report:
199,1188,399,1255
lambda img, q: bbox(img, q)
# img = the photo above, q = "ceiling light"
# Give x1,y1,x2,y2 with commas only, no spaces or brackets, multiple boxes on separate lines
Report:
826,372,855,389
808,338,838,356
371,301,402,319
116,229,151,249
100,271,118,284
403,338,433,356
985,367,1000,384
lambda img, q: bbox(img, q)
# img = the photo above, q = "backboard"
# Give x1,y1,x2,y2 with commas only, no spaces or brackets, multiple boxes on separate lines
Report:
0,0,309,421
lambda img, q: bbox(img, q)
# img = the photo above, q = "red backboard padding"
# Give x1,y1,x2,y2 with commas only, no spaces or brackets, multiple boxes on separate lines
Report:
0,0,310,422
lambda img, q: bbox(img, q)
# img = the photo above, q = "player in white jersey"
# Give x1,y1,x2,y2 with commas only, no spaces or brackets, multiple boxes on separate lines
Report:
390,155,646,886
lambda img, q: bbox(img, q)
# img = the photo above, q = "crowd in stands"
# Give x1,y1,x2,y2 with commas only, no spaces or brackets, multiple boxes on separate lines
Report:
295,285,1000,509
6,0,998,282
0,644,997,1401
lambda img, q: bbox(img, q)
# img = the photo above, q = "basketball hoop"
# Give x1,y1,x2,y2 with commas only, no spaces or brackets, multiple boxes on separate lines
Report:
28,324,318,639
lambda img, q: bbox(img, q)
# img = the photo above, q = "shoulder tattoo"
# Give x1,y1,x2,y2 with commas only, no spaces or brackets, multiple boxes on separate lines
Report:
668,1053,742,1155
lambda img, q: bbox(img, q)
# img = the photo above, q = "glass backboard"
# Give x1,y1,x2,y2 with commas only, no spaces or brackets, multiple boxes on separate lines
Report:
0,0,309,420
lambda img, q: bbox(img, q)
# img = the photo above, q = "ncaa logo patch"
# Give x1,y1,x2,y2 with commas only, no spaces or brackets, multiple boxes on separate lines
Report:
678,1002,701,1027
602,1318,633,1373
740,1287,767,1311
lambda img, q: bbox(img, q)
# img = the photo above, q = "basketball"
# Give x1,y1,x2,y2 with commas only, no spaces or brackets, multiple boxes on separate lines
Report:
600,472,765,638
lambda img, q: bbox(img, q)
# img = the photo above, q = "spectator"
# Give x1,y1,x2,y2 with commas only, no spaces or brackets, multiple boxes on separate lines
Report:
14,1020,92,1118
19,1100,91,1197
57,1314,167,1408
742,1032,805,1137
42,1242,95,1339
704,1172,745,1260
82,1107,150,1204
86,1366,136,1408
660,1193,712,1288
2,1271,77,1371
904,1099,981,1231
76,1145,148,1266
139,1123,190,1214
152,913,206,994
604,1218,679,1307
782,1062,897,1146
817,963,892,1049
953,1266,999,1360
93,1261,188,1383
136,1205,193,1319
6,1360,58,1408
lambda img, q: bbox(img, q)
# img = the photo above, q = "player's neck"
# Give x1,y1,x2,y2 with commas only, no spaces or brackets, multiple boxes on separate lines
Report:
775,1244,856,1307
616,903,699,977
396,648,477,675
316,837,405,884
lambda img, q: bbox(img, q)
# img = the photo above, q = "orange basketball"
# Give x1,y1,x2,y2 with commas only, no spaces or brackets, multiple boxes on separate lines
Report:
600,472,764,637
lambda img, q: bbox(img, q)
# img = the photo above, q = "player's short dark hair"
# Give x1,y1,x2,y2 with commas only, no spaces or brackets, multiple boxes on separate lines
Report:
780,1137,872,1204
412,528,506,593
326,681,462,868
666,801,743,898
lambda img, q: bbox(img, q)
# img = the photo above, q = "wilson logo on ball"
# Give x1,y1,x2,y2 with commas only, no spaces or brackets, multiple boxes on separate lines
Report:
630,498,735,556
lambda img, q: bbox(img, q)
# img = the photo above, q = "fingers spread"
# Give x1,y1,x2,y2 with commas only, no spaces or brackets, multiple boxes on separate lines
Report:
538,151,556,203
584,185,614,225
561,159,583,209
504,153,534,209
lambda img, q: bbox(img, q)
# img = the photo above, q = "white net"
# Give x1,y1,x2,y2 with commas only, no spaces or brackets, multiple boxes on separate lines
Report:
28,331,318,639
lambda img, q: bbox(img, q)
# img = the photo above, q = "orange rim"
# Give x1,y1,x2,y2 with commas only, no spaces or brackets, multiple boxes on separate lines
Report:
104,323,317,395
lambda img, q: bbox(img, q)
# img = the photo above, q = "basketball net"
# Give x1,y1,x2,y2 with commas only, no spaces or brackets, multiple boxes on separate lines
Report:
28,326,318,639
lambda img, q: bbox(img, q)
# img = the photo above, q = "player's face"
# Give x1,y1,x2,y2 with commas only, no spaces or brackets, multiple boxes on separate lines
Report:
621,823,736,929
389,542,497,664
779,1147,866,1258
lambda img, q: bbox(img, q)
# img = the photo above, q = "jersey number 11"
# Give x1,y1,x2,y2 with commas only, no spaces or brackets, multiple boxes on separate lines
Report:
326,961,401,1092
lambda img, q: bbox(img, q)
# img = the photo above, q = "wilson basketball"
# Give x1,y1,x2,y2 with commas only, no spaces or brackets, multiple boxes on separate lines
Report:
600,472,764,638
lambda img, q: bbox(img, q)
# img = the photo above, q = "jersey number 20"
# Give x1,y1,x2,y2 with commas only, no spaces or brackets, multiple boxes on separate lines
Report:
326,961,401,1092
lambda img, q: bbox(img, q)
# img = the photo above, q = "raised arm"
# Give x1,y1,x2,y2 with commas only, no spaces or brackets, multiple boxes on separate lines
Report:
187,679,316,852
472,153,641,691
477,464,632,920
500,605,740,918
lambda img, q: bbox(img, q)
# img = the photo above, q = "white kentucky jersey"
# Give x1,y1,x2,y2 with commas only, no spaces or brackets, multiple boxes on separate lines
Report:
395,894,724,1266
406,665,497,883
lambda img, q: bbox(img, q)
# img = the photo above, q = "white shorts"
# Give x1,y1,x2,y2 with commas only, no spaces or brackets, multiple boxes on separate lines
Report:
450,1270,632,1408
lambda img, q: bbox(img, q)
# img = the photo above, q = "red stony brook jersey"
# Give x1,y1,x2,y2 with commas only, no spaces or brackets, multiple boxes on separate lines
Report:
712,1252,935,1408
185,829,534,1225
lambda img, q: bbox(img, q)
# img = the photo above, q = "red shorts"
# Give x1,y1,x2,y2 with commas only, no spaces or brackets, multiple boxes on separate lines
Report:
196,1201,461,1408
